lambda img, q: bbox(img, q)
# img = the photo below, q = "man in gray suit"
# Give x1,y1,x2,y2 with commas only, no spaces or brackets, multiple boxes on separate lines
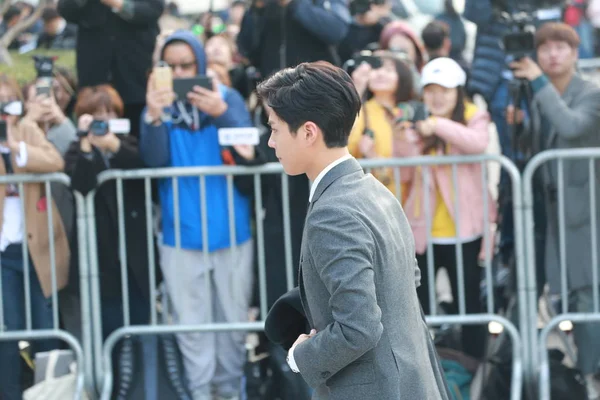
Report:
257,61,450,399
509,22,600,397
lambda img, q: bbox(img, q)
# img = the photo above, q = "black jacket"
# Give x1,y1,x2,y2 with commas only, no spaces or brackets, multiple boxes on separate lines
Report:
65,136,159,300
237,0,350,79
57,0,163,104
235,132,309,310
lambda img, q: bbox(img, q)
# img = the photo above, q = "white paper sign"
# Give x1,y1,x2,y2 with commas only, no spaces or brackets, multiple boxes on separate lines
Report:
109,119,131,134
218,127,260,146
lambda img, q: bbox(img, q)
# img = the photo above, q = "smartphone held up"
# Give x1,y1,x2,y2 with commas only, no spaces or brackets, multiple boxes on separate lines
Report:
152,61,214,102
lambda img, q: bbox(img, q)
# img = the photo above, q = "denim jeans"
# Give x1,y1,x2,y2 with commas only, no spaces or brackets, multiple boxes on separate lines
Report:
0,244,58,400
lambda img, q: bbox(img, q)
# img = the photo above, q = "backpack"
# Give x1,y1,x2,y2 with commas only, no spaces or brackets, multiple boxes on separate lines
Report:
112,334,191,400
442,360,472,400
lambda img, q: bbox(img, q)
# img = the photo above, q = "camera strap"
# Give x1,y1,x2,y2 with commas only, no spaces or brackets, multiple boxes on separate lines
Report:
174,101,200,130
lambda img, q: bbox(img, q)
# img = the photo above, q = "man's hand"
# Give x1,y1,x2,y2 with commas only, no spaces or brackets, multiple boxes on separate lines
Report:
187,80,228,118
146,72,174,121
101,0,124,11
359,2,391,26
292,329,317,349
509,57,544,81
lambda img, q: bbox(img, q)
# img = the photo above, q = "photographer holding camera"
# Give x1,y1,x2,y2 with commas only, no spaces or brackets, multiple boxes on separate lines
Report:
21,57,77,157
64,84,154,343
237,0,351,80
394,57,494,361
0,74,69,400
57,0,163,139
347,52,415,198
508,23,600,397
22,83,77,156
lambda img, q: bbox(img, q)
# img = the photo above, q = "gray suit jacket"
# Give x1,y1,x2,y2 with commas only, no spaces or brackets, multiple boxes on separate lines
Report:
527,75,600,293
294,158,450,400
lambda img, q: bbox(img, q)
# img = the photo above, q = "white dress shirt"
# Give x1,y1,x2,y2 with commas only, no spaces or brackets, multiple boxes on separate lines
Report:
287,153,353,373
0,143,28,252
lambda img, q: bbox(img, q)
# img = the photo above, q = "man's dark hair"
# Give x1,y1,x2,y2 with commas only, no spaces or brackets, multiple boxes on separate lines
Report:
4,6,21,23
41,7,61,23
535,22,580,50
257,61,361,148
421,21,450,51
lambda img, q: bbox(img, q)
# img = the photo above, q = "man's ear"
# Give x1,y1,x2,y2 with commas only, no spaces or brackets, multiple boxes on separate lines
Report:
443,37,452,53
303,121,320,146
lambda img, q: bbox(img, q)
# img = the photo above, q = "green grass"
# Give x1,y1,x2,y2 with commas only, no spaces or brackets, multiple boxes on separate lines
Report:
0,50,76,85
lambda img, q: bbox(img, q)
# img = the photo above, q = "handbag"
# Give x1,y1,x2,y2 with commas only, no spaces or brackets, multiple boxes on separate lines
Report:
23,350,89,400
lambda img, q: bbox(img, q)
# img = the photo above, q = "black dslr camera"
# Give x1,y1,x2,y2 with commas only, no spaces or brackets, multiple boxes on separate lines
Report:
493,0,564,60
343,50,382,76
33,55,56,97
349,0,386,16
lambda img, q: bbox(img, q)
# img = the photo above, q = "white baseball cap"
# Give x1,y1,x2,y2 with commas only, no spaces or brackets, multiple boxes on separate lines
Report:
420,57,466,89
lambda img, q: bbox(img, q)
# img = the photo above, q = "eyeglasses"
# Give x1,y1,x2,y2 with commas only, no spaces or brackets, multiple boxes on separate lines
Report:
167,61,197,71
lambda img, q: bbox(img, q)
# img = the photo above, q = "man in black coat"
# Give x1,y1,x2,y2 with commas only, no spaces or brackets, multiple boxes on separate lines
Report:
57,0,163,138
37,7,78,50
237,0,351,80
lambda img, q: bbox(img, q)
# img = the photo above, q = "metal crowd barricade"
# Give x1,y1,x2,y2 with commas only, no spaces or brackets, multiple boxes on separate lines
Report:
523,148,600,399
86,163,284,399
0,173,86,399
87,155,526,400
360,155,526,400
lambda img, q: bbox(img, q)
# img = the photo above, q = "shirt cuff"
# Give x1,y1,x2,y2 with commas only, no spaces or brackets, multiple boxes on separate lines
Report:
531,74,550,94
287,345,300,373
15,141,27,168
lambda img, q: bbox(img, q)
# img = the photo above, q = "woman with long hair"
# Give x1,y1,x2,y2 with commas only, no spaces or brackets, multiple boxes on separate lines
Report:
395,57,496,360
0,73,68,399
348,52,416,200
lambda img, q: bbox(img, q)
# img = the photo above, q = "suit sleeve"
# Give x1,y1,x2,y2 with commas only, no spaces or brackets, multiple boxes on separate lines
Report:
534,77,600,142
293,206,383,388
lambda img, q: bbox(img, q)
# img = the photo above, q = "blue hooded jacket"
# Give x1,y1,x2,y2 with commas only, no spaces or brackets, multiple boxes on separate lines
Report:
139,30,253,252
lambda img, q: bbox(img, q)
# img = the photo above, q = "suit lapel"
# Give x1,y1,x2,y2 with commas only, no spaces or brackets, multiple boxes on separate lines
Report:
297,158,362,327
298,200,314,325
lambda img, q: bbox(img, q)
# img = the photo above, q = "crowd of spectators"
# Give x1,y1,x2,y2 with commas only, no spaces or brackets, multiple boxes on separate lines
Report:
1,0,600,399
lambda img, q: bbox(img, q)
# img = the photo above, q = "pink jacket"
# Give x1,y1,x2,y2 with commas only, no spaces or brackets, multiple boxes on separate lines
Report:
394,110,497,255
